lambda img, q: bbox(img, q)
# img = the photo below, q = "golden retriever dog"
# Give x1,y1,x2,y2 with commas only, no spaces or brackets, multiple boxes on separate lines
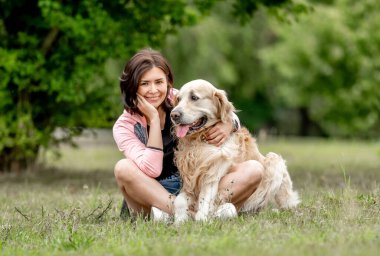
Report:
170,79,300,223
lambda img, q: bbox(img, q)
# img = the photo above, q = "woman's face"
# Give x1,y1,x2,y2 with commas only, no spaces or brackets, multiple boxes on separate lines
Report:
137,67,168,109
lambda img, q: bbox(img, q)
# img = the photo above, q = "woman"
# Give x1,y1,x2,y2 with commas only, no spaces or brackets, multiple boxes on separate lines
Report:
113,48,263,220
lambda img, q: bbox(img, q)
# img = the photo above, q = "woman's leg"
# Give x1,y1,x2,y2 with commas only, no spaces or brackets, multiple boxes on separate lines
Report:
114,159,175,217
218,160,263,210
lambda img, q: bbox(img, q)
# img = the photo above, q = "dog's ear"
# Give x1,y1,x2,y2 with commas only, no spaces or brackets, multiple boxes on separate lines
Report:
169,91,178,106
213,89,235,123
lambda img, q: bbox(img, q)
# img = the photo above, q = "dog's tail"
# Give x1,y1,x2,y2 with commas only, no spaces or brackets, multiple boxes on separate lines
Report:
241,152,299,212
274,166,300,209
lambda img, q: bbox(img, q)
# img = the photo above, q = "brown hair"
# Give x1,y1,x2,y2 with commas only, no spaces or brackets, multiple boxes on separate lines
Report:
119,48,174,115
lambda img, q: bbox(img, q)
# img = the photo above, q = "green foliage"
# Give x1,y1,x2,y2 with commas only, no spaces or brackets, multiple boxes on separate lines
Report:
259,0,380,137
232,0,299,24
164,0,378,138
0,0,203,171
163,1,308,131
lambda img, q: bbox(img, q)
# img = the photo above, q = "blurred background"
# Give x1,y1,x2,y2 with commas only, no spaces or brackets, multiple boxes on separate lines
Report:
1,3,379,254
0,0,379,173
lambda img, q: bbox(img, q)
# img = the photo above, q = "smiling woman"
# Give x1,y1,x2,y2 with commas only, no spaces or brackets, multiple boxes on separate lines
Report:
114,49,180,219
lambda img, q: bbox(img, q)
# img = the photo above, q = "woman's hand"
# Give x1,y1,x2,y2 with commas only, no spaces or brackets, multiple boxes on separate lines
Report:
205,121,234,147
137,94,159,125
137,94,163,149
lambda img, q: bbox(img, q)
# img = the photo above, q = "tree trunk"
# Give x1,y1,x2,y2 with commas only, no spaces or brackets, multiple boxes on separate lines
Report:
298,107,328,137
0,147,39,173
299,107,311,136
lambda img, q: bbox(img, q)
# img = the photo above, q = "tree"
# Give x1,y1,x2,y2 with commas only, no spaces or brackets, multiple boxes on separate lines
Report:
0,0,294,172
259,0,380,137
0,0,202,172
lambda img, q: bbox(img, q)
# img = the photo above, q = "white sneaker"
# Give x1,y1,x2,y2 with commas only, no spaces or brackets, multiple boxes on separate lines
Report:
214,203,237,219
151,206,171,222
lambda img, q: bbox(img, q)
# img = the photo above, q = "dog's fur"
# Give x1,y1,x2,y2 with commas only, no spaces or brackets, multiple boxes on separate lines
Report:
170,79,300,223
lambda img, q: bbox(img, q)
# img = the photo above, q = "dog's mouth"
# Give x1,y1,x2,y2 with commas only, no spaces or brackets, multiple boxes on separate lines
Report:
175,116,208,138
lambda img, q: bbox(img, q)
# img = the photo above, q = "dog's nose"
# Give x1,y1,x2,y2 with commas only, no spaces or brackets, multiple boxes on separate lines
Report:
170,110,182,121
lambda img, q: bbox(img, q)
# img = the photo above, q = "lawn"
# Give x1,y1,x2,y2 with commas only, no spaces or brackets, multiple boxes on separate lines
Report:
1,130,379,255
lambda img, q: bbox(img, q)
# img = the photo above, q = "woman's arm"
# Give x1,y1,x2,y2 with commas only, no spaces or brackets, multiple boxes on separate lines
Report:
136,94,163,151
113,115,164,178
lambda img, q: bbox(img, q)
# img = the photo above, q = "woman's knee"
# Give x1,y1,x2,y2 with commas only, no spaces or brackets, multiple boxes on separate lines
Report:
114,159,138,183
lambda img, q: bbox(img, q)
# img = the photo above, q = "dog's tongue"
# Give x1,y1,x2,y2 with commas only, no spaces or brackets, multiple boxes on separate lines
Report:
176,125,190,138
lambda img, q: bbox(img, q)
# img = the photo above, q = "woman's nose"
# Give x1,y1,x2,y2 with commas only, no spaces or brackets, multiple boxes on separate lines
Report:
149,83,158,92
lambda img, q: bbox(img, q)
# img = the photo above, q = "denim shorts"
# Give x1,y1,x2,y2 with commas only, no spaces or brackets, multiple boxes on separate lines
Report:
119,174,182,219
158,174,182,196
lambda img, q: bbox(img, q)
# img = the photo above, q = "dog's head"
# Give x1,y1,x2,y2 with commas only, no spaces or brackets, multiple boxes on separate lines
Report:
171,79,235,138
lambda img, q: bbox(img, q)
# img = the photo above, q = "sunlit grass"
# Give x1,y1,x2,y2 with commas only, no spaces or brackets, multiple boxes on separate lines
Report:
260,137,380,191
0,132,379,255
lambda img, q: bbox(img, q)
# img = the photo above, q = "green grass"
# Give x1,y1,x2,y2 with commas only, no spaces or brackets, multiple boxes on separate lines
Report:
1,133,379,255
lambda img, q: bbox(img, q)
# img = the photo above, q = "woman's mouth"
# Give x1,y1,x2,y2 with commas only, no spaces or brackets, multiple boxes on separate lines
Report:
145,96,161,103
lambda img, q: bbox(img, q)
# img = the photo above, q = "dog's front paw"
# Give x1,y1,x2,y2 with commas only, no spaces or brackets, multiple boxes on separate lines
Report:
174,213,190,225
214,203,237,220
195,211,208,221
151,207,171,223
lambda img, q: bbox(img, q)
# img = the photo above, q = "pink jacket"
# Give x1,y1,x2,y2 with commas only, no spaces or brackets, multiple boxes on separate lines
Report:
113,110,164,178
113,89,177,178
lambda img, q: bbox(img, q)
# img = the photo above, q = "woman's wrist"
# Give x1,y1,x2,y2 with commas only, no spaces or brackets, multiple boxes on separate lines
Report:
148,113,160,126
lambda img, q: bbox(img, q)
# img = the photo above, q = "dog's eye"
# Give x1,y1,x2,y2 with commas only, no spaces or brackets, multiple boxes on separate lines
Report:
191,95,199,101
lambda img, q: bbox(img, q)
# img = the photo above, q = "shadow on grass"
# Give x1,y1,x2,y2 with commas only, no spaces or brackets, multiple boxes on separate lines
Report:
0,167,116,190
1,166,378,194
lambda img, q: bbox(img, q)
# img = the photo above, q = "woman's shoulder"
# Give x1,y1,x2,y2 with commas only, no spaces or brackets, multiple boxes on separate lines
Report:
114,110,147,128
